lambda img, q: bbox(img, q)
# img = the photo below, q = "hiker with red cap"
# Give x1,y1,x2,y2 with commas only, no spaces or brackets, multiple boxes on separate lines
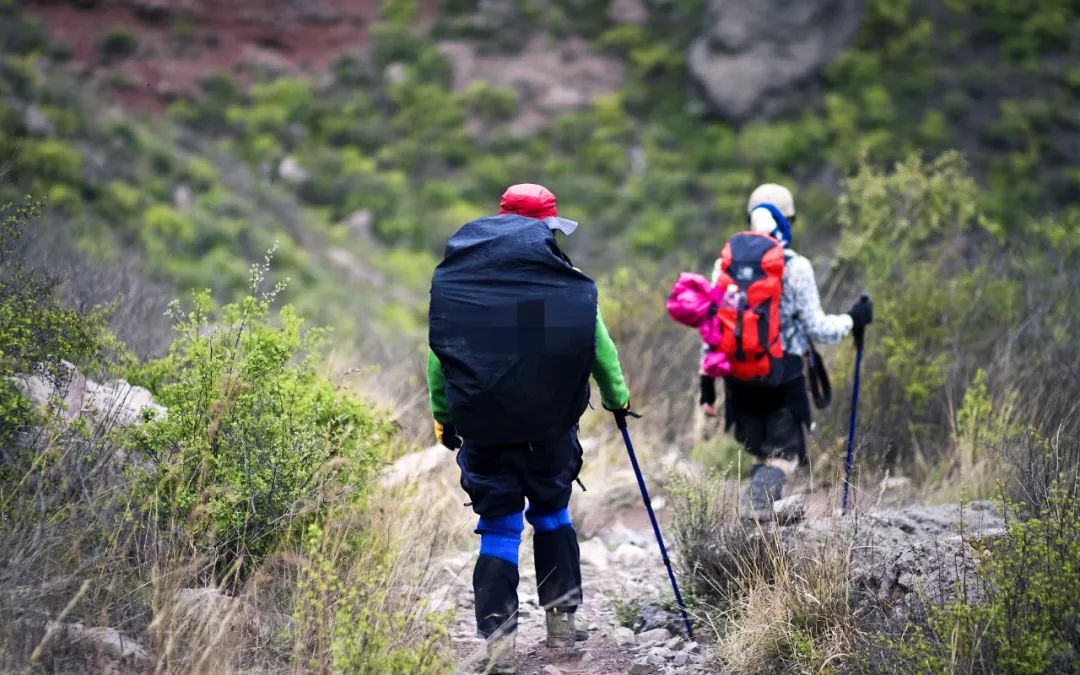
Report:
427,184,630,674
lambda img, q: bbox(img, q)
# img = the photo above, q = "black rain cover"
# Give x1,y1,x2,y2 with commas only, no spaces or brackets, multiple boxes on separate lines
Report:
429,214,597,444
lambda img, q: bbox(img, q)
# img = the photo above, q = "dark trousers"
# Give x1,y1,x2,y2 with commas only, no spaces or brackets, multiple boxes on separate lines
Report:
724,356,811,463
457,427,584,637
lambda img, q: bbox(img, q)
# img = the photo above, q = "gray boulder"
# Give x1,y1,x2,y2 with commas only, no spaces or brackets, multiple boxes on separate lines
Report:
12,360,164,428
781,501,1005,623
688,0,865,121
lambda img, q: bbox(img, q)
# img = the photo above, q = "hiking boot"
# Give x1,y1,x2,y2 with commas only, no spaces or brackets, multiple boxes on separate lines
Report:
740,464,786,517
545,608,588,647
484,630,516,674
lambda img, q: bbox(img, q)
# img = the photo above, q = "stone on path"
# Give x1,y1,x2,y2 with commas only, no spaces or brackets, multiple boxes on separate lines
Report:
613,543,651,566
773,493,807,524
579,537,610,570
628,660,652,675
613,626,636,646
635,627,670,645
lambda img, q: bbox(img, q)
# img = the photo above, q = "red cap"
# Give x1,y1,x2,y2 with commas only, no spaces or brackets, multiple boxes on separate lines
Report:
499,183,558,219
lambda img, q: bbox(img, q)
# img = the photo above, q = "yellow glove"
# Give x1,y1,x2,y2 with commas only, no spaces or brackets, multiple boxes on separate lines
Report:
434,421,462,450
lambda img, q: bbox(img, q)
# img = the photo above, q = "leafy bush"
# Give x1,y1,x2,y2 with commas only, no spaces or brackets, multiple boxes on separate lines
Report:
291,508,451,673
97,26,139,61
0,200,108,445
15,138,83,186
127,257,393,581
816,150,1080,473
891,477,1080,674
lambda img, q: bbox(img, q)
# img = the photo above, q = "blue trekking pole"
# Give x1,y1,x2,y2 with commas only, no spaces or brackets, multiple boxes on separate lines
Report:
614,412,694,640
841,294,869,515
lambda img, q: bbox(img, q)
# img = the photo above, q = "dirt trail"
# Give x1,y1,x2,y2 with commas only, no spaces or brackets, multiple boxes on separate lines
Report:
439,498,709,675
387,434,985,675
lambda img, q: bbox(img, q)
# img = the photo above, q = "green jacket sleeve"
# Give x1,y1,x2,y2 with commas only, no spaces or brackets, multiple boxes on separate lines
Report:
427,348,453,424
592,308,630,410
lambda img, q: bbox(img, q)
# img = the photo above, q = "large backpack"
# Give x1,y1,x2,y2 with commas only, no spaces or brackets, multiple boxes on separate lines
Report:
429,214,597,444
711,231,786,386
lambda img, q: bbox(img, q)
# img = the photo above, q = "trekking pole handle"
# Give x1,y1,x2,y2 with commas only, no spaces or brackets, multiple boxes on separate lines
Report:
612,408,642,431
852,292,870,351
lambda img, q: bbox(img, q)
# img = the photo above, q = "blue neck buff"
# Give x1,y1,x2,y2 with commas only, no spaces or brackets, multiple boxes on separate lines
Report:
751,202,793,248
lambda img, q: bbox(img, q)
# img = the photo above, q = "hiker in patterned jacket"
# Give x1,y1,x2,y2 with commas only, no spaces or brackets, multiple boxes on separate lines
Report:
428,183,631,674
699,183,874,512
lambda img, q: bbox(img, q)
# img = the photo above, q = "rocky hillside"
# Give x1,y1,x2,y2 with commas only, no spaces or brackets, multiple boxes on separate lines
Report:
3,2,1079,672
24,0,386,109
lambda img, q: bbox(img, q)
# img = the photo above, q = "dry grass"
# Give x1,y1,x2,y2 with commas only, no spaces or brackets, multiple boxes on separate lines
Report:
670,471,874,673
0,395,452,673
718,530,860,674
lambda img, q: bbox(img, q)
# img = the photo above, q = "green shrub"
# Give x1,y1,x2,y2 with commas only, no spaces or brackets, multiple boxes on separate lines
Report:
463,81,518,122
0,9,48,56
829,153,1026,463
97,25,139,61
16,138,83,185
0,200,108,445
895,481,1080,674
126,260,393,581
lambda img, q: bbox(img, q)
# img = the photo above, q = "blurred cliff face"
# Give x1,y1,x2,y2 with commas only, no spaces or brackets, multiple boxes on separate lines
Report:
690,0,866,121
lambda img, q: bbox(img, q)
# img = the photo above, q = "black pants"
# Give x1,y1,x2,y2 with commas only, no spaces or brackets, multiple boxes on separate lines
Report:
457,427,584,637
725,356,811,463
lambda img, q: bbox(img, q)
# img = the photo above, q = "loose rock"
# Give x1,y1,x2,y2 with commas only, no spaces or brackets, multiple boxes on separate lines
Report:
634,602,684,634
628,660,652,675
580,537,610,570
277,156,310,185
635,627,671,645
613,626,636,646
613,543,651,566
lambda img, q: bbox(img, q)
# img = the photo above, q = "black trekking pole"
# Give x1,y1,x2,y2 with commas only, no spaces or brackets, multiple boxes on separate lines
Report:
841,297,868,515
614,411,694,640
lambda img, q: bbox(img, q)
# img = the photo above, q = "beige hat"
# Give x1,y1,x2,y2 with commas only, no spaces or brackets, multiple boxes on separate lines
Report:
747,183,795,218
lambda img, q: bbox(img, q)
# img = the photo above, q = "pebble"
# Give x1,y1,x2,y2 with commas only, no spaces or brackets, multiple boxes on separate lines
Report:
613,626,636,646
648,646,673,660
628,661,652,675
543,666,562,675
672,652,689,667
647,652,667,666
588,622,599,631
579,537,610,570
636,627,671,645
606,521,649,547
664,636,684,651
613,543,652,566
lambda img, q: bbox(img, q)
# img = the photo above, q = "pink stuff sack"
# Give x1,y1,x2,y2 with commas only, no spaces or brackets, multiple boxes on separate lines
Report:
701,349,731,378
699,311,724,347
666,273,714,327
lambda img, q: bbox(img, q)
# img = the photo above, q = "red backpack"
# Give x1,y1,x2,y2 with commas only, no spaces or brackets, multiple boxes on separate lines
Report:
712,231,786,385
666,231,786,384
